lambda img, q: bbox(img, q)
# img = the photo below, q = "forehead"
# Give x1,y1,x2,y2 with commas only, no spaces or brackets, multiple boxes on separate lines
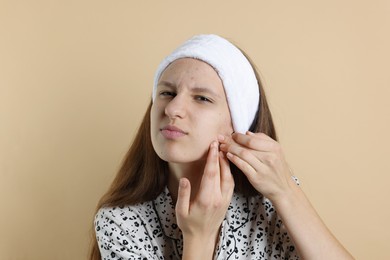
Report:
159,58,223,87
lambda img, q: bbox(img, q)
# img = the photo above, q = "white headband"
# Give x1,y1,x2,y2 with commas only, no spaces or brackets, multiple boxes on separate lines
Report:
152,34,259,134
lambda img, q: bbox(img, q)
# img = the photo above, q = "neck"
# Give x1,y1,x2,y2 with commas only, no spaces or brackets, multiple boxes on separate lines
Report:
167,160,206,202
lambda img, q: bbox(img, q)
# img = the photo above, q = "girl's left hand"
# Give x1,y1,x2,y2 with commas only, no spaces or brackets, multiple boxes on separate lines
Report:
218,131,297,203
219,132,356,260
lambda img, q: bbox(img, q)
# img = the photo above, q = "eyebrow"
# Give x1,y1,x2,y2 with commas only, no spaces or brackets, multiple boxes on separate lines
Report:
158,81,221,99
158,81,176,88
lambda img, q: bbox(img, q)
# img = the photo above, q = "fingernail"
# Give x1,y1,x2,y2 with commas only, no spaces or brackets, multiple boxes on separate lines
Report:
218,134,225,142
226,152,233,159
247,131,254,135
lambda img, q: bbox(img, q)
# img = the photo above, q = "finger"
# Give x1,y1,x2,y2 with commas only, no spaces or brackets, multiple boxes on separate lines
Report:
231,132,276,152
175,178,191,217
247,131,276,140
219,151,234,198
226,152,258,179
217,134,229,144
219,135,246,153
199,141,220,200
220,141,264,166
223,142,272,179
220,138,282,171
219,133,275,154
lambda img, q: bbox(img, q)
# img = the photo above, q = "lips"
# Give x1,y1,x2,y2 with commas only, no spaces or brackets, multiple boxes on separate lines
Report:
160,125,188,139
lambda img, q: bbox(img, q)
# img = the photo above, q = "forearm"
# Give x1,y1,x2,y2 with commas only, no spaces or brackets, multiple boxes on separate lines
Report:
273,183,354,260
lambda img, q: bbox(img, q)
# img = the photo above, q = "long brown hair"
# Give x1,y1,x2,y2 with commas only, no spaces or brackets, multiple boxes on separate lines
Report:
89,49,277,260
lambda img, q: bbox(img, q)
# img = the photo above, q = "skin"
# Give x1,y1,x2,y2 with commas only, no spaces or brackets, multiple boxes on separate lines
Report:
151,58,234,201
150,58,354,260
151,58,234,259
219,132,355,260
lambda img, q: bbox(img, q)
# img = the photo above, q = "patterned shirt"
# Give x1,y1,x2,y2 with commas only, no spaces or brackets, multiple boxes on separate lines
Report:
95,187,300,259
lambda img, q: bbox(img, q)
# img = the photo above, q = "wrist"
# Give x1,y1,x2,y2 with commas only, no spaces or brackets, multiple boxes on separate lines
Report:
270,178,304,210
182,231,219,260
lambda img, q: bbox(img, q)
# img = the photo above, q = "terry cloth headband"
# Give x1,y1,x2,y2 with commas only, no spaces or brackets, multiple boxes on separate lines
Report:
152,34,260,134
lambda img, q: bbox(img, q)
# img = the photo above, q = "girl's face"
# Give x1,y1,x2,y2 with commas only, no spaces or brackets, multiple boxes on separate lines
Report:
151,58,234,163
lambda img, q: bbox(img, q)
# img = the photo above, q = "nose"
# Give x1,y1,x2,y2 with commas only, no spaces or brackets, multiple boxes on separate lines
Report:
164,94,187,119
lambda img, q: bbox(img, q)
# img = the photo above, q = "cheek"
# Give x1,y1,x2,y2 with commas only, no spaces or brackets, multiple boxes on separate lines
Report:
150,107,156,130
150,103,163,147
151,102,163,125
217,112,234,135
198,112,233,138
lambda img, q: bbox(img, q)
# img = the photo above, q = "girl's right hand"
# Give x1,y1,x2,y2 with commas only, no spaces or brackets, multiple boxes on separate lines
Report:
175,141,234,259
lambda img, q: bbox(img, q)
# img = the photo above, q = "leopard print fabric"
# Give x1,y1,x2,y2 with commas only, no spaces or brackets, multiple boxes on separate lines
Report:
95,187,299,259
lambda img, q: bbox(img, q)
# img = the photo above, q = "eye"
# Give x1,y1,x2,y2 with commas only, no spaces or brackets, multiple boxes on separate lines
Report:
159,91,176,97
195,95,212,103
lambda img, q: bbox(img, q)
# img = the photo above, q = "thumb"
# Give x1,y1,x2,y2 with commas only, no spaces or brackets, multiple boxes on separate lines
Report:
175,178,191,218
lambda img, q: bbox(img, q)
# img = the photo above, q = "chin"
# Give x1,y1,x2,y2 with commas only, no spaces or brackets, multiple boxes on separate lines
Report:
156,149,207,164
160,155,205,164
152,138,210,164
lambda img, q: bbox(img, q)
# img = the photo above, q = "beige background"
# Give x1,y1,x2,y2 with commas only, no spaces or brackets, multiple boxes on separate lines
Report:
1,0,389,259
